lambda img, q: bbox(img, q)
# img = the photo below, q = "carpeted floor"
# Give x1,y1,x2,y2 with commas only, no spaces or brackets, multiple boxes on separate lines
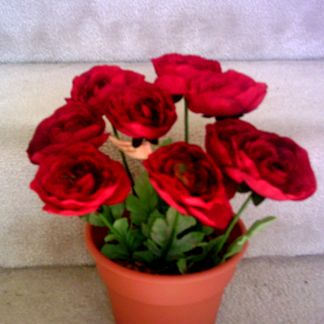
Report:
1,256,323,324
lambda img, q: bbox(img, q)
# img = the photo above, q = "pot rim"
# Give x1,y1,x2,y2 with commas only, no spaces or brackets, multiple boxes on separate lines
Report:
85,220,248,283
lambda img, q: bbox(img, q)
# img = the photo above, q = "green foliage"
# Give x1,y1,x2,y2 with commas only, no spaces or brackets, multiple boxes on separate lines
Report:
134,172,158,205
81,212,106,227
133,250,156,264
86,174,277,275
149,208,204,261
141,209,164,237
126,172,158,225
201,225,214,236
222,216,276,262
101,243,129,260
101,216,145,261
182,234,225,270
81,203,126,226
159,137,173,147
110,203,125,219
177,258,187,274
125,195,146,224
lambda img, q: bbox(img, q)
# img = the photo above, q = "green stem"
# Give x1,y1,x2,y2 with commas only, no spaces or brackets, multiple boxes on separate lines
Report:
161,211,180,261
184,100,189,143
216,193,253,254
112,126,134,188
98,212,114,232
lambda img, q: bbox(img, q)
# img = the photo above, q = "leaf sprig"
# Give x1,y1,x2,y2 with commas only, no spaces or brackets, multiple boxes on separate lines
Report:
83,172,275,274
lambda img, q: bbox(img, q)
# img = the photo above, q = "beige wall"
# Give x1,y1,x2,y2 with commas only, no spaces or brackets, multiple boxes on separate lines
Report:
1,0,324,63
0,61,323,267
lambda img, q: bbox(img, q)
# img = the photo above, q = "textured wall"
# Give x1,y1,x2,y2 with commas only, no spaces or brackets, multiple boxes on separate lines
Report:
0,61,323,267
1,0,324,63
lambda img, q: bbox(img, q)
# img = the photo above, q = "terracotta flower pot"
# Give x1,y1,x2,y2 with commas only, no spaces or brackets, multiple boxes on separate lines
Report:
85,221,247,324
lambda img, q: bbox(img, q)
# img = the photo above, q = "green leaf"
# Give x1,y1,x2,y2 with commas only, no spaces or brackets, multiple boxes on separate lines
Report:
149,209,165,223
246,216,276,237
142,209,164,237
126,229,145,251
177,258,187,274
222,236,247,261
185,242,211,266
126,195,148,225
151,218,170,247
176,214,197,234
134,172,157,207
141,224,150,238
110,203,125,219
159,137,173,147
113,218,129,238
251,192,265,206
210,234,226,256
133,250,156,264
166,207,178,224
126,195,146,213
223,216,276,261
104,221,144,255
186,235,225,266
101,243,129,260
145,239,162,257
101,205,115,224
130,210,147,226
168,232,205,259
82,212,106,227
150,208,203,261
201,225,214,236
104,233,117,243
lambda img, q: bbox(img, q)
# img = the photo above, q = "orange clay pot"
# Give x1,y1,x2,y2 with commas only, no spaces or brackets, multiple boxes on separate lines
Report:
85,220,247,324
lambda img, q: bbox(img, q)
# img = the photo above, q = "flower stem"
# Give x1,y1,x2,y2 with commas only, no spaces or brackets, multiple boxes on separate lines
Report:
112,126,134,187
184,100,189,143
216,193,253,254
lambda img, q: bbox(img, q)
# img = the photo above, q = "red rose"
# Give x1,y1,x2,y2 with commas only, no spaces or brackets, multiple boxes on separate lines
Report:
205,119,257,168
70,65,145,114
103,81,177,140
187,70,267,117
199,119,251,199
152,53,221,98
143,142,233,229
30,143,131,215
206,119,317,200
27,102,108,164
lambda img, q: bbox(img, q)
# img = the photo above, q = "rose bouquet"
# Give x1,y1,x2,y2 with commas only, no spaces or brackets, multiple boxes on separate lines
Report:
27,53,316,276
